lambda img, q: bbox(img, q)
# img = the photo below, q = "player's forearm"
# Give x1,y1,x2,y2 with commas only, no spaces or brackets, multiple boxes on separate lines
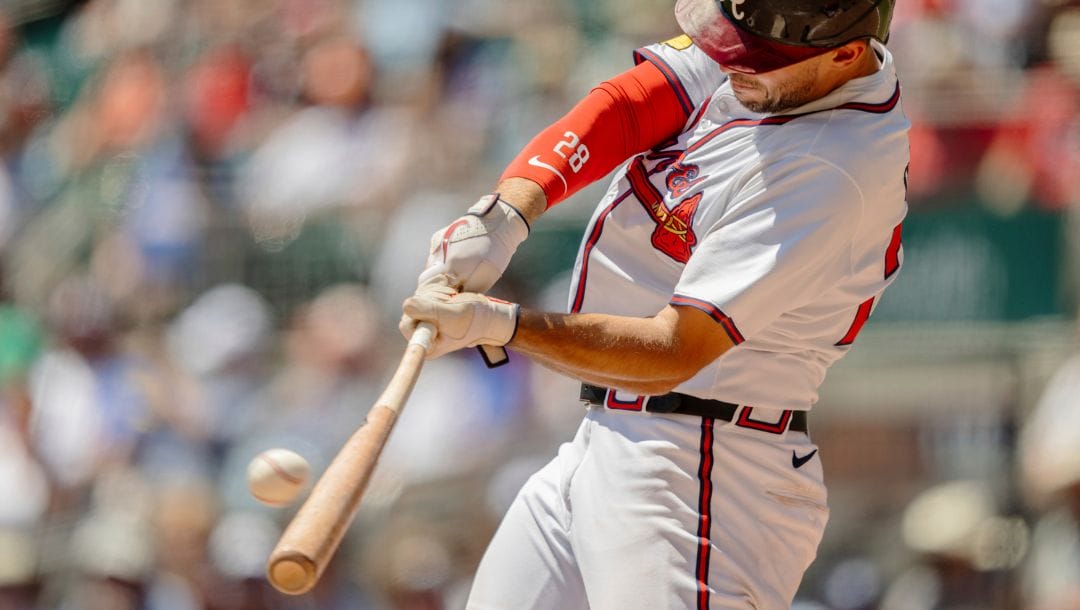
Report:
494,178,548,226
509,309,697,396
527,350,685,397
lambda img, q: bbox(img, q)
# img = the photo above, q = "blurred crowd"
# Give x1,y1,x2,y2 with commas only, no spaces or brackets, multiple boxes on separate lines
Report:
0,0,1076,609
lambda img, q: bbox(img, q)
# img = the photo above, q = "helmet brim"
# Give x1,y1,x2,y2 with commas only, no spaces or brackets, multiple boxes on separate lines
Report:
675,0,833,74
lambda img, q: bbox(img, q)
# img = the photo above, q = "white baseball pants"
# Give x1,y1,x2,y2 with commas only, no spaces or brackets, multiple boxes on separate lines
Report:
467,406,829,609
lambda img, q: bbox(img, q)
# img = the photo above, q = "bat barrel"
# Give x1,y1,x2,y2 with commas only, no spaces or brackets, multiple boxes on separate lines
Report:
266,404,399,594
265,322,436,595
268,552,318,594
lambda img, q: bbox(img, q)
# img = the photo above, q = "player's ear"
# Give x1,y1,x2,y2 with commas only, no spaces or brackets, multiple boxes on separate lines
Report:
827,40,869,70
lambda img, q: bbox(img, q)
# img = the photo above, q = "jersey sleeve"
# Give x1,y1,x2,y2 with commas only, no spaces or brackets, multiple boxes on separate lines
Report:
670,155,863,344
632,35,725,127
500,60,694,207
500,35,725,208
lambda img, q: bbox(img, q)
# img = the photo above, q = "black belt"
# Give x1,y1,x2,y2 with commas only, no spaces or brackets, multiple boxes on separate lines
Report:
579,384,808,434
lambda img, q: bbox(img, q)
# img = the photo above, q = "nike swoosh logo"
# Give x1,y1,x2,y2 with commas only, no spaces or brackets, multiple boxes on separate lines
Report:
528,156,568,194
792,449,818,469
441,218,470,260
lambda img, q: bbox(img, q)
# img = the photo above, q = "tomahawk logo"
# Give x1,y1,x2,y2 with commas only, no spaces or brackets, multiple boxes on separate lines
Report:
646,193,701,264
627,157,707,264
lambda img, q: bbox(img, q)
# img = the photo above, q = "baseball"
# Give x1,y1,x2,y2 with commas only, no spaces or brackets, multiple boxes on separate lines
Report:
247,449,311,507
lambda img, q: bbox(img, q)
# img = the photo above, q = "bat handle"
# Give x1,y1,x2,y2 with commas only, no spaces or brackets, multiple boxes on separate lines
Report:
409,321,436,353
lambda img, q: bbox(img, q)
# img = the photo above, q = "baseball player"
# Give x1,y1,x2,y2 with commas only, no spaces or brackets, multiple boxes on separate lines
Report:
401,0,907,607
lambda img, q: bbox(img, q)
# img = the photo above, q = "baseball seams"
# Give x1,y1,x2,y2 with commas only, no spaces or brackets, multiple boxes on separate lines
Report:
260,452,305,485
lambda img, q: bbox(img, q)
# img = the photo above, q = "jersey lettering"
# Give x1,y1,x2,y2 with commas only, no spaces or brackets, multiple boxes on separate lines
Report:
884,223,903,278
666,161,708,198
606,390,646,411
646,148,682,172
835,297,874,347
835,222,903,346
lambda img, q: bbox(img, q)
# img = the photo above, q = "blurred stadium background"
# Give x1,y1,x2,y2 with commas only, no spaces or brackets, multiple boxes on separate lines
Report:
0,0,1076,608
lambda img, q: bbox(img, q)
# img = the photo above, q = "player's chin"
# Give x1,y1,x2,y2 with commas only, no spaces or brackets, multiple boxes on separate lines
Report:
733,90,771,112
729,81,766,106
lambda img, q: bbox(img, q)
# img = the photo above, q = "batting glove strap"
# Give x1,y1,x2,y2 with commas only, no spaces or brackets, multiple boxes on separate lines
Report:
418,194,530,292
401,286,519,360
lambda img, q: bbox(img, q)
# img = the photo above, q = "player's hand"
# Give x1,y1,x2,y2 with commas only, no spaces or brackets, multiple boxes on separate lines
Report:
417,194,529,292
399,277,519,360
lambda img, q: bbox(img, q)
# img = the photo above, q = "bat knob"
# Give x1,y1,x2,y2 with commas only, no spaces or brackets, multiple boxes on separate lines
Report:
268,552,317,595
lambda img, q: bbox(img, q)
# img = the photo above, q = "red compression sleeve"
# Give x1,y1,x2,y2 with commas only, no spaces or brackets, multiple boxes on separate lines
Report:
500,60,691,208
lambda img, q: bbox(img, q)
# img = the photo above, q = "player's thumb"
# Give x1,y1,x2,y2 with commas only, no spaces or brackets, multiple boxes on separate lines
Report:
398,313,419,341
402,295,440,327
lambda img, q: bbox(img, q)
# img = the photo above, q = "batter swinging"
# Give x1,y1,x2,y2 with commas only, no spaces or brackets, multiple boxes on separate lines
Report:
402,0,907,607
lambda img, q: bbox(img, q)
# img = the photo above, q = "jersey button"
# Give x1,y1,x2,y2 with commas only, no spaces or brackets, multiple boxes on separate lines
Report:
713,95,734,117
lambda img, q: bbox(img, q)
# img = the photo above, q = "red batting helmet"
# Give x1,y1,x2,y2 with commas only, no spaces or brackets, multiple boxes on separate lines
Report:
675,0,895,73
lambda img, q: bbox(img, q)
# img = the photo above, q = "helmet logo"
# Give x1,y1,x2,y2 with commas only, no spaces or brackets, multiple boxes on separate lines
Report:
730,0,747,20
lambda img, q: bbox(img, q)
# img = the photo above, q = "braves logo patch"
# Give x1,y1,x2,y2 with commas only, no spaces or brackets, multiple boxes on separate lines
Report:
646,193,701,263
626,157,707,264
667,161,707,198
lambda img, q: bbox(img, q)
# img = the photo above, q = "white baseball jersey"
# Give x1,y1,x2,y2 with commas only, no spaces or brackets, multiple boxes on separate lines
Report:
568,38,910,411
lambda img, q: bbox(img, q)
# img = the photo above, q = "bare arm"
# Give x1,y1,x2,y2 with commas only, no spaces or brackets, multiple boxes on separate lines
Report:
509,304,735,396
495,177,548,226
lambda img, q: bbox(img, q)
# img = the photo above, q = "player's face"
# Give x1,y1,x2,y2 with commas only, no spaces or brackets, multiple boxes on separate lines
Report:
721,41,873,114
723,55,825,114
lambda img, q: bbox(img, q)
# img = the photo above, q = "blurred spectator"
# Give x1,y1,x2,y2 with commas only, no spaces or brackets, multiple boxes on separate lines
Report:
29,275,151,494
881,480,1028,609
60,467,156,610
182,44,253,167
216,284,387,513
976,6,1080,214
1019,332,1080,610
164,284,273,451
9,47,206,311
239,35,415,247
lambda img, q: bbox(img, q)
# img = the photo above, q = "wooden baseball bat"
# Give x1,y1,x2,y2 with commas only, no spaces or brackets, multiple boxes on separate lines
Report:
266,322,436,595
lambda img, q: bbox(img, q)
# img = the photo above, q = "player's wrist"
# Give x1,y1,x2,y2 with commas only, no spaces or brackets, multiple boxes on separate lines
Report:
475,296,519,347
493,177,549,224
466,193,530,245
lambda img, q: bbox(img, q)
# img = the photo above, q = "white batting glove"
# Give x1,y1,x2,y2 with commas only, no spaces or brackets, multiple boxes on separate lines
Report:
417,194,530,292
399,279,519,360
